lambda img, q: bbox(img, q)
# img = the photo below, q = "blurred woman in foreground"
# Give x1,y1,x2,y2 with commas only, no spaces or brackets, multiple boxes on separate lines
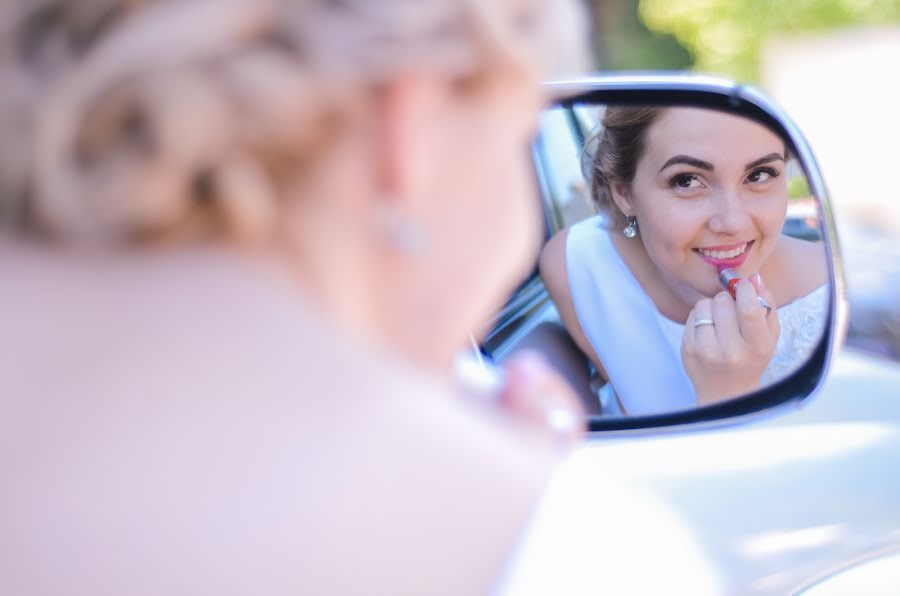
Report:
0,1,586,594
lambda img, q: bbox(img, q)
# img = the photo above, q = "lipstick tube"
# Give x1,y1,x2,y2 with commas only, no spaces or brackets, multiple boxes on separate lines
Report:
718,268,772,317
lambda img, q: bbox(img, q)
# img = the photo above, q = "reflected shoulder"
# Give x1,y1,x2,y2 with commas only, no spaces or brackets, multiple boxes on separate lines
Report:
776,234,829,298
538,227,570,284
537,227,609,381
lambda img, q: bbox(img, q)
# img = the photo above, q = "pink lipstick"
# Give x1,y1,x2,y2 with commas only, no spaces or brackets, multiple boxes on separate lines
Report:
718,268,772,316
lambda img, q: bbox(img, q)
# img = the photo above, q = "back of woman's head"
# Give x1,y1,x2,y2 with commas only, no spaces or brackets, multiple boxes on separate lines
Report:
0,0,584,245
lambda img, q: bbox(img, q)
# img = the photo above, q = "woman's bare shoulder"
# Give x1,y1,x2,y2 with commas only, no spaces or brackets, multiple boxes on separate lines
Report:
775,235,829,301
537,226,609,380
0,247,558,596
538,228,574,304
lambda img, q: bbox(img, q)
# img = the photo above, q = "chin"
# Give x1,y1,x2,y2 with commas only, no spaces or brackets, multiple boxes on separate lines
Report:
706,284,724,298
691,277,724,300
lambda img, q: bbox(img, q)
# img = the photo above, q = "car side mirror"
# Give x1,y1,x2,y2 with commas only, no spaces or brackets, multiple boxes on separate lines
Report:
481,74,847,432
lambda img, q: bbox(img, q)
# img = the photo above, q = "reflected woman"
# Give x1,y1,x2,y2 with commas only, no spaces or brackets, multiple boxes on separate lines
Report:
540,107,829,415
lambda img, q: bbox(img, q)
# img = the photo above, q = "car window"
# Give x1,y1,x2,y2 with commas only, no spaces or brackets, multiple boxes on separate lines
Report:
481,107,599,361
533,107,598,236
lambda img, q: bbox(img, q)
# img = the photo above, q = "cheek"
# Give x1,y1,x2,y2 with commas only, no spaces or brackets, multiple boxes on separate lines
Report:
636,193,706,259
430,117,539,292
753,193,789,242
468,105,541,270
471,137,540,279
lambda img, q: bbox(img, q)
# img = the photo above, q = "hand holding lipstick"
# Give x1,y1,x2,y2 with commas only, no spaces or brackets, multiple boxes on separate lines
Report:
719,268,772,316
681,273,780,405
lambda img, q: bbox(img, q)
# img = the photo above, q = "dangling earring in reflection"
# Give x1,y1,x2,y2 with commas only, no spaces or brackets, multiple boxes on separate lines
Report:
375,202,427,254
623,216,638,238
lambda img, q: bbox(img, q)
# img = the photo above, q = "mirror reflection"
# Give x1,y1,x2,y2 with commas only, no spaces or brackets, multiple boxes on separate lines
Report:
484,103,830,418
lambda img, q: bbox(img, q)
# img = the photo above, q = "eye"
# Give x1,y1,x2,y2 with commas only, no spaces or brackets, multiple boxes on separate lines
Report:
670,173,703,189
746,167,779,184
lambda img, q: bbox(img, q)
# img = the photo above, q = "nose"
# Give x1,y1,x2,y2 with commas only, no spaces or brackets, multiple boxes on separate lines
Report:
706,190,752,235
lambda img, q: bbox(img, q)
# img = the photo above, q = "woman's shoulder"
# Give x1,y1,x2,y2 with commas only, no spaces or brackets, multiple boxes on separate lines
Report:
0,246,558,596
540,216,610,271
540,226,569,267
773,235,829,304
538,227,570,296
539,217,611,285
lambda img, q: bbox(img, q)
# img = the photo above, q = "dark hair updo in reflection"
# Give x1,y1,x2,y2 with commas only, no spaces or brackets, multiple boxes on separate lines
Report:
583,105,663,228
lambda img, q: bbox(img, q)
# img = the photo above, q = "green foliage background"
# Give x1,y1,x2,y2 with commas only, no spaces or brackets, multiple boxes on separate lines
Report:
594,0,900,83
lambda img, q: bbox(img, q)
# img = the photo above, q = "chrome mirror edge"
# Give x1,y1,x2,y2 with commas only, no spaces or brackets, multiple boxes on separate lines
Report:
538,73,846,432
736,83,848,380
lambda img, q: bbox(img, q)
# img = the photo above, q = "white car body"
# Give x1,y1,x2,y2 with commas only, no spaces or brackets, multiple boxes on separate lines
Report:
497,349,900,595
491,76,900,594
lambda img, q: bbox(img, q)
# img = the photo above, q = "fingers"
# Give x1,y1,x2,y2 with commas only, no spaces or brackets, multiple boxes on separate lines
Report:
688,297,715,344
711,290,741,346
498,351,585,446
750,273,780,339
682,304,696,346
734,279,771,346
683,298,710,365
749,272,773,304
681,275,781,404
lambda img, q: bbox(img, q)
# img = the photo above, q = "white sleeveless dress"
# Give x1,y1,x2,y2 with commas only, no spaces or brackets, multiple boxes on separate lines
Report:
564,215,829,416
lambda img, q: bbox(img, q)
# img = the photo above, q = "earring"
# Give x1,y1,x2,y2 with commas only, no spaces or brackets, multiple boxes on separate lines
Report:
376,203,427,254
623,216,638,238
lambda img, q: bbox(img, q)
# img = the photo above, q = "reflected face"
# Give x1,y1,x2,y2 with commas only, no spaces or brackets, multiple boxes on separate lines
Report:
627,108,789,300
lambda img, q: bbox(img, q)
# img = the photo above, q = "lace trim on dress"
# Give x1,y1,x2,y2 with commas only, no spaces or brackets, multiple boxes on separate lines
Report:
761,284,829,385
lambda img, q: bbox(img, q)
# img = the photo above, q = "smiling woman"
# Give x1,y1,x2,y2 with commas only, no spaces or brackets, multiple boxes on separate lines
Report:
539,105,830,415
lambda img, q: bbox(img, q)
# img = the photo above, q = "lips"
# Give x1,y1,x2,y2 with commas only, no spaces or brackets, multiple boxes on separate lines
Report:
694,240,754,268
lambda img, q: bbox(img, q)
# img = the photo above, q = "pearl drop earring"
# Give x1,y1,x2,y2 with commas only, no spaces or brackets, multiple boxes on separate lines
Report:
623,216,638,238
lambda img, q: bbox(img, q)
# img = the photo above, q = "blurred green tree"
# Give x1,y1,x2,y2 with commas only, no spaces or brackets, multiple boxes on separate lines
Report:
638,0,900,82
590,0,692,71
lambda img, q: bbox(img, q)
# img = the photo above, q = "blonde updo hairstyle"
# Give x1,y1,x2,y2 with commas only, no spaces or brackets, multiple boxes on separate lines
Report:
584,105,664,228
0,0,583,245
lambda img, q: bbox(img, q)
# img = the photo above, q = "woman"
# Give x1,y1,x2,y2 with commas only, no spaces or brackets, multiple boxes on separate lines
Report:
0,1,587,594
540,106,829,415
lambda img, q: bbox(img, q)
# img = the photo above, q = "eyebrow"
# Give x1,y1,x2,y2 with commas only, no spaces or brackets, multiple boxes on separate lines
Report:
744,152,785,170
658,155,713,173
658,152,785,174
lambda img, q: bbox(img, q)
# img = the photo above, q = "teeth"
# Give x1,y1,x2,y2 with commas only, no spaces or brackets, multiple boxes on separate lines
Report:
699,243,747,260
